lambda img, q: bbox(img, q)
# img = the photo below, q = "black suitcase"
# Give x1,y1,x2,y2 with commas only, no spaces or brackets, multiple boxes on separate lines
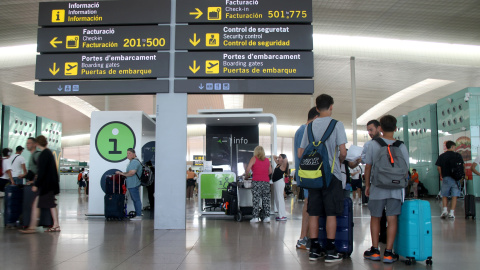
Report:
22,185,53,227
298,187,305,201
465,194,476,220
104,194,126,220
4,185,23,227
104,174,126,220
319,197,354,257
362,186,369,204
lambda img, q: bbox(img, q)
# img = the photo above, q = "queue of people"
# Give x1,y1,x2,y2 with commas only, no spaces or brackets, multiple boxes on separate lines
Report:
0,136,61,234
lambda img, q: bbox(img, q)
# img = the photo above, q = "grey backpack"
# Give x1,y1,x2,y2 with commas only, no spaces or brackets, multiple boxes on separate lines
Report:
371,138,409,189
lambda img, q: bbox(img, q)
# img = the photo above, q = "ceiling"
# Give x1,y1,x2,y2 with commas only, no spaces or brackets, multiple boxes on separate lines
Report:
1,0,480,139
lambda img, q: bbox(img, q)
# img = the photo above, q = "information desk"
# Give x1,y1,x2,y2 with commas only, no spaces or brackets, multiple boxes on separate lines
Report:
198,172,235,215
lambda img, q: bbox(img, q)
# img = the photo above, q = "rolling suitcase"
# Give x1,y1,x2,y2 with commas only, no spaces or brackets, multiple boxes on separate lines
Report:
465,194,476,220
4,185,23,227
104,175,126,220
465,180,476,219
394,199,433,265
22,185,53,227
318,197,354,257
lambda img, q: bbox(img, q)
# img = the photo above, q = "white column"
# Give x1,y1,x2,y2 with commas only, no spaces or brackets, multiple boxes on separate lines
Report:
155,93,187,229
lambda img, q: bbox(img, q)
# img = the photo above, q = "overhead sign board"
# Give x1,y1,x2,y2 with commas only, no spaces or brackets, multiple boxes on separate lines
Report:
36,52,169,80
176,25,312,50
37,25,170,53
175,51,313,78
39,0,171,26
35,80,168,96
176,0,312,23
175,79,313,94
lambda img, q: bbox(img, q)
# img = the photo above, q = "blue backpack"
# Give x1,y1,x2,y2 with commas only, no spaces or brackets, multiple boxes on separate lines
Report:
298,119,338,189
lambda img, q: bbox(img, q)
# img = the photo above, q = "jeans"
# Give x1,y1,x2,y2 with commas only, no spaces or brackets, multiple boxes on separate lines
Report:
13,177,23,185
128,186,142,216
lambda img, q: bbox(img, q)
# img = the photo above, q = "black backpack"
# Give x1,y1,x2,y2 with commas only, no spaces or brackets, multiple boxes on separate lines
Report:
135,159,154,186
450,152,465,181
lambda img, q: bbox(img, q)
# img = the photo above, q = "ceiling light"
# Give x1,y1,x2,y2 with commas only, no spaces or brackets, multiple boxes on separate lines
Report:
11,80,100,118
223,94,244,109
0,44,37,68
313,34,480,67
357,79,454,125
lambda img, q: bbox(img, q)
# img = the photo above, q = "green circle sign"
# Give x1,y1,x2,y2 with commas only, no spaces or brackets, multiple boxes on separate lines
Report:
95,121,136,162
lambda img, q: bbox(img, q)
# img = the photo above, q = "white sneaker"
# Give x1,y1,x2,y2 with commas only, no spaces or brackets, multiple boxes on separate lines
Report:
440,211,448,219
263,217,271,223
448,213,455,219
130,217,142,221
250,217,260,223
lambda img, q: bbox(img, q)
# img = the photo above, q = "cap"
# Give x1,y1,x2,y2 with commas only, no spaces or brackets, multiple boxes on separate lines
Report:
16,145,24,152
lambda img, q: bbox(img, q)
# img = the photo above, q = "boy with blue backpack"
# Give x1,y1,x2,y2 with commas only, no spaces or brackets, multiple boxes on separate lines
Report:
298,94,347,263
364,115,409,263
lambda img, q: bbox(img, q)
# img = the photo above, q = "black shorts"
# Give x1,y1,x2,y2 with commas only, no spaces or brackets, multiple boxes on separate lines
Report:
351,179,362,190
307,176,344,217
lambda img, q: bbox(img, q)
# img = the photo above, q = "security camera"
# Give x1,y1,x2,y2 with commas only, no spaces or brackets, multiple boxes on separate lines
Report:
465,93,470,102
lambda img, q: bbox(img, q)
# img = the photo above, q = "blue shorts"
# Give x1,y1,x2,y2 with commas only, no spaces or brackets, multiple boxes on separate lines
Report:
351,179,362,190
78,180,86,187
441,176,461,197
304,188,308,199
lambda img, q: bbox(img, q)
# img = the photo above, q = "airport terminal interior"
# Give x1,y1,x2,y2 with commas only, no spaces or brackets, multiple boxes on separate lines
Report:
1,0,480,269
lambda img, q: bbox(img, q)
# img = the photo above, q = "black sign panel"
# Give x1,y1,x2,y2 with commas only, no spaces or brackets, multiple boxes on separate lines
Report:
175,51,313,78
36,52,169,80
176,0,312,23
175,79,313,94
39,0,170,26
176,25,312,50
37,26,170,53
35,80,169,96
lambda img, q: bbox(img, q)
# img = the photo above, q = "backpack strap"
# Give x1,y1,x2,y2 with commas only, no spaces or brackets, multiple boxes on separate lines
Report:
320,119,338,143
373,137,387,147
307,122,315,143
392,140,404,147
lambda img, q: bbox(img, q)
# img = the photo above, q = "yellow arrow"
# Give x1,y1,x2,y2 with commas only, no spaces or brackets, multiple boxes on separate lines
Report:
189,60,200,74
50,37,63,48
189,33,200,46
189,8,203,19
49,62,60,75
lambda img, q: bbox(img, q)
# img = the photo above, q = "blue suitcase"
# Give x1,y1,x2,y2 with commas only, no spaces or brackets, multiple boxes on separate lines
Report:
4,185,23,227
319,197,353,257
394,199,433,265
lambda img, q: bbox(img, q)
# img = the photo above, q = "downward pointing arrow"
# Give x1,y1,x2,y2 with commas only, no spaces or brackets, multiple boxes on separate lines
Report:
189,33,200,46
189,60,200,74
49,62,60,75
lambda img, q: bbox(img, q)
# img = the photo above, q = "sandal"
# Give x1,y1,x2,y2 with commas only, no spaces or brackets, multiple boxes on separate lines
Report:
45,226,61,232
19,228,37,234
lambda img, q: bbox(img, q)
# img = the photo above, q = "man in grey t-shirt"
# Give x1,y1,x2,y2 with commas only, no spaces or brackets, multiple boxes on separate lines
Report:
298,94,347,263
361,120,381,163
363,115,409,264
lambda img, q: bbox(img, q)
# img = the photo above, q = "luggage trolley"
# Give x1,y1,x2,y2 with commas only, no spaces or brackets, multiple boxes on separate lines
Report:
234,180,265,222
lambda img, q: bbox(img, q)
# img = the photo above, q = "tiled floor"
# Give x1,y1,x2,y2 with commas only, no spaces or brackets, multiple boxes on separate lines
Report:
1,191,479,270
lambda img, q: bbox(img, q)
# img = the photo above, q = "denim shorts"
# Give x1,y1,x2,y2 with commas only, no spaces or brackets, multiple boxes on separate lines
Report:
441,176,461,197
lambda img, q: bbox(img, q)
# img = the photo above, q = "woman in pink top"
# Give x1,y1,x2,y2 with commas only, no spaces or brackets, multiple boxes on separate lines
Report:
245,146,272,223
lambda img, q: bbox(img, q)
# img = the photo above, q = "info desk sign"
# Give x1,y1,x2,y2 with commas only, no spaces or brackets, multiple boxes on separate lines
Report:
176,0,312,23
38,1,171,26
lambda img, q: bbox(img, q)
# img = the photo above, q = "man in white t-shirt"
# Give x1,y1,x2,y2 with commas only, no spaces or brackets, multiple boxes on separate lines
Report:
11,146,27,185
1,148,14,191
471,155,480,177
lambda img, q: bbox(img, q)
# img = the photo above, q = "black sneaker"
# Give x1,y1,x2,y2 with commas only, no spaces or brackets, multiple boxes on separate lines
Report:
308,247,325,261
364,247,381,261
383,250,399,263
325,249,343,263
